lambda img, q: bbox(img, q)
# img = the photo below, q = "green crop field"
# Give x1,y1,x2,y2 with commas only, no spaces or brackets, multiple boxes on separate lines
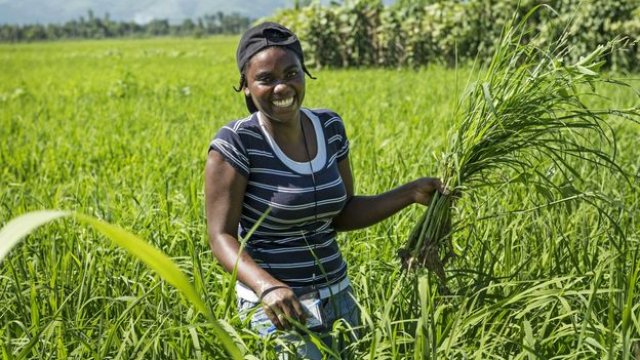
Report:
1,36,640,359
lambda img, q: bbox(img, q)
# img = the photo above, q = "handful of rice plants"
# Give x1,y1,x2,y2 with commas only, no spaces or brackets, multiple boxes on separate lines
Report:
400,8,640,285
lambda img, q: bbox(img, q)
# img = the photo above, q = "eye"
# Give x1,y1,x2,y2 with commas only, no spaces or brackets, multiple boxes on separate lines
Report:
286,70,299,79
256,75,274,84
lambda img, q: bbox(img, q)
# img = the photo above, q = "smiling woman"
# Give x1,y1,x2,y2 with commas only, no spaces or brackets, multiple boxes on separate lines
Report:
204,21,446,359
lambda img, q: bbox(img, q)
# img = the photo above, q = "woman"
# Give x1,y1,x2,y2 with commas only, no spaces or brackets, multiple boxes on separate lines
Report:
205,22,445,358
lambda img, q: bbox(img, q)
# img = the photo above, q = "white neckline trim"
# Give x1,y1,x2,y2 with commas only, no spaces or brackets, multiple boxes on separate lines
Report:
257,108,326,174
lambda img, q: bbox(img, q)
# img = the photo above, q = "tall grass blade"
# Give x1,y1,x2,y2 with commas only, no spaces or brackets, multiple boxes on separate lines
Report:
0,210,244,360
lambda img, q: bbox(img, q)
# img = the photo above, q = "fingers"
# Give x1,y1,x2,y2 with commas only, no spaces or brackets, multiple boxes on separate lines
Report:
428,177,451,196
423,177,458,197
262,305,282,329
433,178,462,199
266,304,301,330
260,287,305,331
276,310,290,330
412,177,440,205
432,178,447,195
279,299,303,329
418,177,443,194
412,177,463,206
291,297,307,324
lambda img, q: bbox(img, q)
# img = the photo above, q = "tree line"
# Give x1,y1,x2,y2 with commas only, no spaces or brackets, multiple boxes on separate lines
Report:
3,0,639,72
270,0,640,71
0,10,252,42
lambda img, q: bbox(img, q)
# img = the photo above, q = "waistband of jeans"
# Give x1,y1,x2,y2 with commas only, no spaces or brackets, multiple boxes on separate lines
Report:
236,276,351,303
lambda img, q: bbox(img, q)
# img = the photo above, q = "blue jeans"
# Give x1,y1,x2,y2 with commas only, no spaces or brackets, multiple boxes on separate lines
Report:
238,286,360,359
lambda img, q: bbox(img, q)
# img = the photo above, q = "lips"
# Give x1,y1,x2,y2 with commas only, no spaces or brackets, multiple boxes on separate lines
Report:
272,97,294,108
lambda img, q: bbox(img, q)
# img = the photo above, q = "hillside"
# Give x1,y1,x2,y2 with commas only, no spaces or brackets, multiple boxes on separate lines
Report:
0,0,292,25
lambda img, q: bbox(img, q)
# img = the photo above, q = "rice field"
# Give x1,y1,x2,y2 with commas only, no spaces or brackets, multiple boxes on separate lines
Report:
1,36,639,359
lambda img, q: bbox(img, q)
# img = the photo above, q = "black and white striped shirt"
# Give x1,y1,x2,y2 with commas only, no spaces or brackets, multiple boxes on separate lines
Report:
209,108,350,288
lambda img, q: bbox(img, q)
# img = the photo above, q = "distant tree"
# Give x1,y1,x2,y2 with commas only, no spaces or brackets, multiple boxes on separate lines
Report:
180,19,196,35
146,19,170,36
0,8,253,42
24,24,47,41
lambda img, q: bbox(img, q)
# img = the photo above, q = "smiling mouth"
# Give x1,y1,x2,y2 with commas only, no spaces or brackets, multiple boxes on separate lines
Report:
272,97,294,108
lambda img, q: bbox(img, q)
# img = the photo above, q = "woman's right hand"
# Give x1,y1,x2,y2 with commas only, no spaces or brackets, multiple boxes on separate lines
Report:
260,285,307,330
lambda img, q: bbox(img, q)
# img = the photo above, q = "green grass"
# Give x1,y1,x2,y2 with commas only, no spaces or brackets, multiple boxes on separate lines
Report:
1,36,639,359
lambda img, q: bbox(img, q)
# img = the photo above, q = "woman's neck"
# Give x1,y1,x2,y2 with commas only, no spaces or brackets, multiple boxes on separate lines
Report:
257,109,317,162
257,110,303,144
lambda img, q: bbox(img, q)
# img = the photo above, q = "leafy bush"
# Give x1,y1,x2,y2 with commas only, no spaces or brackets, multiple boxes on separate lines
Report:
269,0,640,71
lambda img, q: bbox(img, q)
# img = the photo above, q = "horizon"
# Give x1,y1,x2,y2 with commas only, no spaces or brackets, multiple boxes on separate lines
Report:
0,0,396,26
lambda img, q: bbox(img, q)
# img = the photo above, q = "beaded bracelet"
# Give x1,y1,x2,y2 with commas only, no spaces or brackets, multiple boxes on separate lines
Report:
258,285,291,302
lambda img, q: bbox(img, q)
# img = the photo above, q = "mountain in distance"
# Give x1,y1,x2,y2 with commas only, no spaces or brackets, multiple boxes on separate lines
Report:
0,0,396,25
0,0,298,25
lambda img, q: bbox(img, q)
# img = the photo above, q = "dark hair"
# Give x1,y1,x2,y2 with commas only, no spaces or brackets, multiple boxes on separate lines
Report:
233,74,246,93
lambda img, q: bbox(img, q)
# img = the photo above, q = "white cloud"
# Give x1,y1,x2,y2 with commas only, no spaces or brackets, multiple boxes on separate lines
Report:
1,0,393,25
133,13,154,24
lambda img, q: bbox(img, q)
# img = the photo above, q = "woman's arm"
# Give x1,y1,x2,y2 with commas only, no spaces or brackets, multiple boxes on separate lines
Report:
332,156,444,232
205,151,305,329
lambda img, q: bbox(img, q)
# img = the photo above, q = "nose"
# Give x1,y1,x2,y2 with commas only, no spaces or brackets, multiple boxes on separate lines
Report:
273,82,291,95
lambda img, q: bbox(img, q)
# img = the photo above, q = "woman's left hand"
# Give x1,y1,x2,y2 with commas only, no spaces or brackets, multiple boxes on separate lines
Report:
411,177,448,205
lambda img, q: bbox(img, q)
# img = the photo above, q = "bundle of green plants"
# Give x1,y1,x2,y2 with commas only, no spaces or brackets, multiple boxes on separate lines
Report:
399,8,640,285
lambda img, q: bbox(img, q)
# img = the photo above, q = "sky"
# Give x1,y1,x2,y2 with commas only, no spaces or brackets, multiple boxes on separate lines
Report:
0,0,296,25
0,0,395,26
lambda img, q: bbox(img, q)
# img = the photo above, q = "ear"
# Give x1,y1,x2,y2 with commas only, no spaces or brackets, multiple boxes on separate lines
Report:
244,87,251,97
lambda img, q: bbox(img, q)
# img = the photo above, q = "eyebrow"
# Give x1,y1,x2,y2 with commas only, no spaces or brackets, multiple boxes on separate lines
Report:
254,64,300,78
283,64,299,72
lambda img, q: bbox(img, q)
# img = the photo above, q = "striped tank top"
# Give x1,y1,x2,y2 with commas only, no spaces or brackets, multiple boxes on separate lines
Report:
209,108,350,289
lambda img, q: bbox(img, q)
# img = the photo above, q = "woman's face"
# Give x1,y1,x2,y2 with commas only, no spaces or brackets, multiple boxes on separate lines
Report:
244,46,305,124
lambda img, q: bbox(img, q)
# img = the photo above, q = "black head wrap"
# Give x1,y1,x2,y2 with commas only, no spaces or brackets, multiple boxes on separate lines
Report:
235,22,314,113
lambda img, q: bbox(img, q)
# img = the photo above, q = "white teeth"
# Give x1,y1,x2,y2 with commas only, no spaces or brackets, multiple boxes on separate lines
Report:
272,97,294,108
